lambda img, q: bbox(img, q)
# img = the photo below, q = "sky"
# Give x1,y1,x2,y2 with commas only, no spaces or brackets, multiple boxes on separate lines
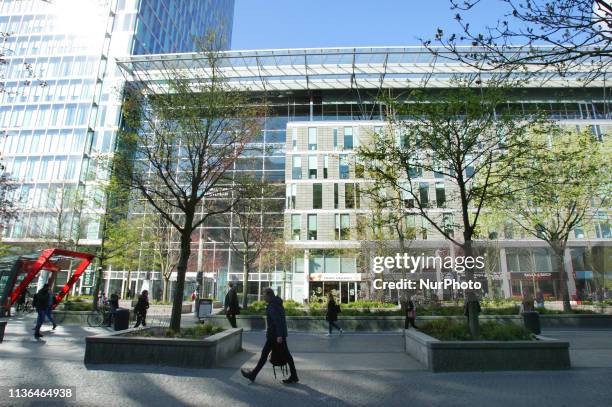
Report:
231,0,503,50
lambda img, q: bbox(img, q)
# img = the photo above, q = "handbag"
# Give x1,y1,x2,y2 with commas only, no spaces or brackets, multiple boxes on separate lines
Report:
269,341,291,379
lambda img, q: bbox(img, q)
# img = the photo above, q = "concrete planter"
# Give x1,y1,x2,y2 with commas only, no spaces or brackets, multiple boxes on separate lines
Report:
84,327,242,368
404,329,570,372
0,320,6,343
203,313,612,331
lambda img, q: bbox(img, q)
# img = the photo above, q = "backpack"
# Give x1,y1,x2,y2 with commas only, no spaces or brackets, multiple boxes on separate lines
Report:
269,342,291,379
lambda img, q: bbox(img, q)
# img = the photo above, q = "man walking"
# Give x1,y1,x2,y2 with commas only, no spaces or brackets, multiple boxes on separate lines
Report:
107,291,119,327
224,281,240,328
44,289,57,330
33,284,51,339
241,288,299,384
133,290,149,328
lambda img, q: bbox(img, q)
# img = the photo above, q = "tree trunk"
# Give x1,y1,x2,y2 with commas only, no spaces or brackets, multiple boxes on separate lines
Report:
242,254,249,309
170,230,191,332
462,241,480,338
552,244,572,312
162,277,169,303
91,265,104,311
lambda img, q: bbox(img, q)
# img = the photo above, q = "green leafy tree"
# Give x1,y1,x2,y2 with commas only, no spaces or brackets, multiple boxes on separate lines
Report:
115,36,264,332
359,80,542,336
492,127,611,311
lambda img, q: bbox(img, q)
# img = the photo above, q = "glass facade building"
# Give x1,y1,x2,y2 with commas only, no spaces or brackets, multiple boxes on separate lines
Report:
0,0,234,250
115,47,611,303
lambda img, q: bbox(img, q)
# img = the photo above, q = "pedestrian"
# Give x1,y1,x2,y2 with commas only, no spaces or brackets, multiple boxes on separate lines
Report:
404,295,417,329
325,292,343,336
223,281,240,328
133,290,149,328
16,290,27,312
241,288,299,384
107,291,119,327
44,289,57,330
535,290,545,309
522,290,535,312
33,284,51,339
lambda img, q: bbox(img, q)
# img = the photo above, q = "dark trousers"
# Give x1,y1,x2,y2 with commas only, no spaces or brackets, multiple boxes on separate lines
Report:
405,316,416,329
226,314,237,328
134,311,147,327
34,309,45,336
328,321,341,334
252,337,297,379
45,307,56,326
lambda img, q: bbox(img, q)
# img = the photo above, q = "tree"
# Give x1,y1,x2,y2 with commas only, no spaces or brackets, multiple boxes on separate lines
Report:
358,80,541,336
425,0,612,84
0,149,16,234
115,37,264,332
492,126,610,311
229,177,279,309
148,210,179,303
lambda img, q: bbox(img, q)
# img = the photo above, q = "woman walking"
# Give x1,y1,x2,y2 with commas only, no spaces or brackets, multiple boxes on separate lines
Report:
404,296,417,329
325,292,343,336
133,290,150,328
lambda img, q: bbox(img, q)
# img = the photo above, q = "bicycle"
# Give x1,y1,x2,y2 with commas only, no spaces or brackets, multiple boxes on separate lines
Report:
87,305,111,327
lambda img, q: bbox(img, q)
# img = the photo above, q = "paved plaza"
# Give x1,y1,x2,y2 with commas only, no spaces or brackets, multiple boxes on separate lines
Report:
1,316,612,406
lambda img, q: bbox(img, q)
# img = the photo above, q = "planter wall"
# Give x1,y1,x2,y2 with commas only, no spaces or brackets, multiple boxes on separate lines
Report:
404,329,571,372
84,327,242,368
202,314,612,332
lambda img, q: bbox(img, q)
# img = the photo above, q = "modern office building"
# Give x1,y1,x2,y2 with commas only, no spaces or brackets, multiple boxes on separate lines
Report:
0,0,234,290
115,47,611,303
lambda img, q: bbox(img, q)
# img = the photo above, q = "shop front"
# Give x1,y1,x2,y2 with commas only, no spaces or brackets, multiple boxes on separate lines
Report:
510,272,560,299
309,273,361,304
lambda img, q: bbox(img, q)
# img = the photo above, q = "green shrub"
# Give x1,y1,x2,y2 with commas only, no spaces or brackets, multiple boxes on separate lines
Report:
419,319,534,341
62,301,93,311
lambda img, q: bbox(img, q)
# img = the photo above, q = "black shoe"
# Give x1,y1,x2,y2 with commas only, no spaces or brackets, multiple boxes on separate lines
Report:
34,333,43,339
241,368,256,382
282,376,299,384
52,323,57,330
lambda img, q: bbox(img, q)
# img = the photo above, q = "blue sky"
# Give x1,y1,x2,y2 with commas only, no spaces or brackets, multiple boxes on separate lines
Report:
231,0,501,50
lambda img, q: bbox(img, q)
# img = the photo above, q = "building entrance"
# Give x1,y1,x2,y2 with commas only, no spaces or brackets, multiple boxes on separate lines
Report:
309,281,358,304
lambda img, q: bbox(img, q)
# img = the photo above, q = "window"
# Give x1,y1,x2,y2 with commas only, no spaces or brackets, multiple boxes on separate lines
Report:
291,214,301,240
574,225,585,239
323,155,329,179
291,128,297,151
443,213,454,237
313,183,322,209
465,155,475,178
292,156,301,179
308,155,317,179
343,127,353,149
419,182,429,207
307,214,317,240
335,214,350,240
286,184,296,209
339,154,349,179
308,127,317,150
334,183,339,209
333,128,338,150
345,183,354,209
435,183,446,208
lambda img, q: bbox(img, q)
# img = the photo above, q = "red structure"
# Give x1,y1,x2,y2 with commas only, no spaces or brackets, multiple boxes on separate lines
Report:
8,248,95,309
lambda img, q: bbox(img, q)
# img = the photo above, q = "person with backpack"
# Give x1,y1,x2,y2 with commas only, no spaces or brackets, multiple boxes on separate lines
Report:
325,292,343,336
241,288,299,384
404,295,417,329
33,284,51,339
223,281,240,328
133,290,149,328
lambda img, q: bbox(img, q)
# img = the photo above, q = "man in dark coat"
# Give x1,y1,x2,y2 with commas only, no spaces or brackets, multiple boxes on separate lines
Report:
33,284,51,339
223,281,240,328
241,288,299,384
133,290,149,328
326,292,343,336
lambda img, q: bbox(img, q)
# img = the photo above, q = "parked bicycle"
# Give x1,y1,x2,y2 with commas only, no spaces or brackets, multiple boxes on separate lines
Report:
87,304,111,327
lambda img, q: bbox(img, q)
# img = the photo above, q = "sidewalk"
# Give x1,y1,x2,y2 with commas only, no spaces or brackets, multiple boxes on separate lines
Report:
1,316,612,406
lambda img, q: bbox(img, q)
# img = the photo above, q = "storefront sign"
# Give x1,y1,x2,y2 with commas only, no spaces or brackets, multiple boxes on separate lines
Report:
511,272,556,281
309,273,362,282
